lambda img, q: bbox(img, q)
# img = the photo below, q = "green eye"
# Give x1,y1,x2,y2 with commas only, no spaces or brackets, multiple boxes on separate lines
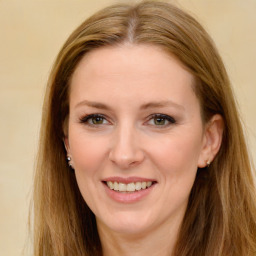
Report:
148,114,176,127
153,117,167,125
91,116,104,124
80,114,108,126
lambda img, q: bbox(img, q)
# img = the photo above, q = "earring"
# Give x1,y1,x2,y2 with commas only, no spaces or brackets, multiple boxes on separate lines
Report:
206,160,211,167
67,156,73,169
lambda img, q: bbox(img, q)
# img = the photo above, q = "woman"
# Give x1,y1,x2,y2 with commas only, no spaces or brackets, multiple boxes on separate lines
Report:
33,1,256,255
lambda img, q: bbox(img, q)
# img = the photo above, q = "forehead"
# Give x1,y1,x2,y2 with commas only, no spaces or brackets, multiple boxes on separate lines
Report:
69,44,198,111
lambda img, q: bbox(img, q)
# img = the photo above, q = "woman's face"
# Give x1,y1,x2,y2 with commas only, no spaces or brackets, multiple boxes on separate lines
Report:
66,44,209,236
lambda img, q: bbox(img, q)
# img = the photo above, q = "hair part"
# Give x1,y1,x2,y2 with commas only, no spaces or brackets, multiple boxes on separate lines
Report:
33,1,256,255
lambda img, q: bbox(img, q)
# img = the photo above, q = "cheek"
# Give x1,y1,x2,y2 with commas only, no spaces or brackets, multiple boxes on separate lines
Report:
149,132,202,210
153,134,202,168
69,130,109,175
147,129,203,187
68,131,109,210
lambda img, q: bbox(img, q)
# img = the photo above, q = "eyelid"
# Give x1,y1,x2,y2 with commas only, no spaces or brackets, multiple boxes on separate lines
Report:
79,113,110,125
78,113,176,127
146,113,176,126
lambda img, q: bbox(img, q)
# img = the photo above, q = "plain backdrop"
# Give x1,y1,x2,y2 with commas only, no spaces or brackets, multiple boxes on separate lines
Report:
0,0,255,255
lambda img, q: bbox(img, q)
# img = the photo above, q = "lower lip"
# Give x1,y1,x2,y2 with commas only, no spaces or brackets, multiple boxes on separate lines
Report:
103,182,156,203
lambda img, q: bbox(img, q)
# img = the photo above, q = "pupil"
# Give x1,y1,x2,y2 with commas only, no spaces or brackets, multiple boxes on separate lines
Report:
92,117,103,124
154,117,165,125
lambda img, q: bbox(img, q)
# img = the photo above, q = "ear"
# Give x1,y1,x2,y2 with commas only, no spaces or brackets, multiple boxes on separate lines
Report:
63,136,75,168
63,136,71,155
198,114,224,168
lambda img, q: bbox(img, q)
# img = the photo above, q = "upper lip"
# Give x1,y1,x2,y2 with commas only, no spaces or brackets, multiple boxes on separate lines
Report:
102,176,157,184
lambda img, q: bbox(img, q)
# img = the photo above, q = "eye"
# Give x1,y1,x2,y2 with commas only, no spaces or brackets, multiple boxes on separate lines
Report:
79,114,109,126
147,114,176,127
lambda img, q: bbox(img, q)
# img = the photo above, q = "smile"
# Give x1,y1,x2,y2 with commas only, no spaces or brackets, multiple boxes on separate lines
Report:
102,177,157,203
106,181,155,192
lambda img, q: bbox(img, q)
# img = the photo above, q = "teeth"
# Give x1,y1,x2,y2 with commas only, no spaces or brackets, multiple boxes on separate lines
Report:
114,181,119,191
106,181,154,192
127,183,135,192
119,183,127,192
107,181,114,189
135,182,142,191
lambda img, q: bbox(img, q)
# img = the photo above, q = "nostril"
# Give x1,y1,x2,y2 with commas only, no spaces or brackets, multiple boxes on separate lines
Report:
108,148,145,169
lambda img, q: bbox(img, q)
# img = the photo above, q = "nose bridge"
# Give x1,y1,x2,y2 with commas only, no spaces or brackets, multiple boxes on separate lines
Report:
109,121,144,168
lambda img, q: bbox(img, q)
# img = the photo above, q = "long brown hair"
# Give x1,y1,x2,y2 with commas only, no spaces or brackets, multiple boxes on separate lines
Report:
33,1,256,255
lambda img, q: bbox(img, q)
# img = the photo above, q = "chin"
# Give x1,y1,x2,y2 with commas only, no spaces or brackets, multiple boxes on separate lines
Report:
98,211,154,235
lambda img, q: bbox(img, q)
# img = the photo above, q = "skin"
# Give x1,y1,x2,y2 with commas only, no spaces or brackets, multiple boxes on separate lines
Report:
65,44,223,256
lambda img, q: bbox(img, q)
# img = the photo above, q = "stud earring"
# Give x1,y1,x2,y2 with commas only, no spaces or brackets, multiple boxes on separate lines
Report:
206,160,211,167
67,156,73,169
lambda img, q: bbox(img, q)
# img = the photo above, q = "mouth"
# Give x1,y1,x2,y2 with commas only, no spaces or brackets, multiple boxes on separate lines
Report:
103,180,157,193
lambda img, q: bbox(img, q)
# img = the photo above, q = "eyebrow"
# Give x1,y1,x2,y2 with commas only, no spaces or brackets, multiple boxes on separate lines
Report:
140,101,184,111
75,100,184,111
75,100,110,110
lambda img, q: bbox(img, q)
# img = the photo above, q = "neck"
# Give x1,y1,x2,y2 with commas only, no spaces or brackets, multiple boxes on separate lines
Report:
97,215,183,256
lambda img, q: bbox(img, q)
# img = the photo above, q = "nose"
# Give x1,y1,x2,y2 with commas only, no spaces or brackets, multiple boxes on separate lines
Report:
108,124,145,169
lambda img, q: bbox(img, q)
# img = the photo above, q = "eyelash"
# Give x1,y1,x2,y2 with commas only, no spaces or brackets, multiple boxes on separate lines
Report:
79,113,176,127
79,114,109,126
147,114,176,127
